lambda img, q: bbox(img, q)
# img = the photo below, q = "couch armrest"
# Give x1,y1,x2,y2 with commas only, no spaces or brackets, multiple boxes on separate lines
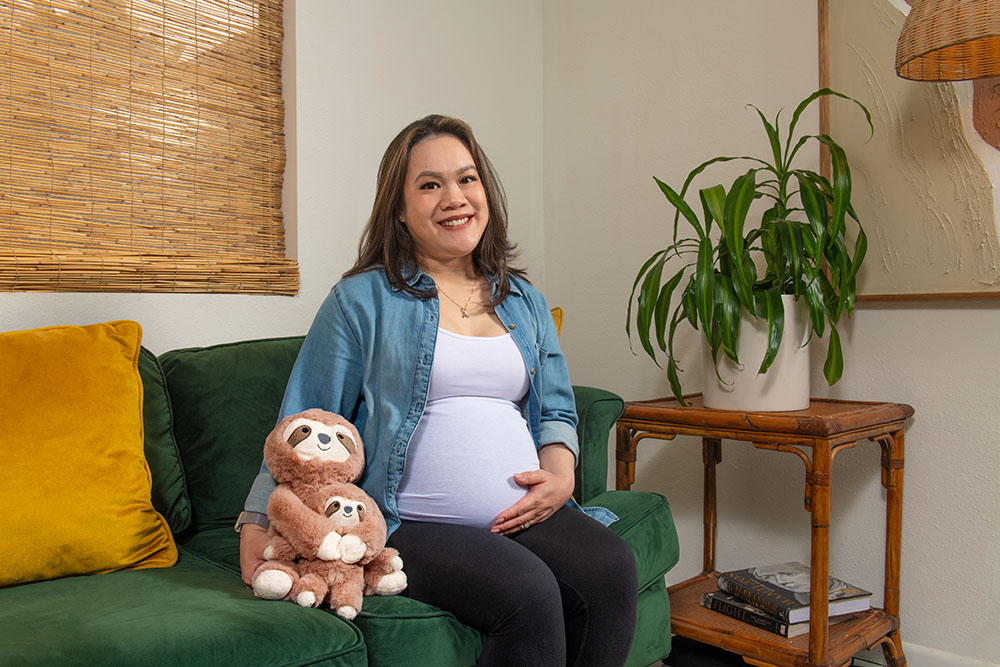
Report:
571,386,625,505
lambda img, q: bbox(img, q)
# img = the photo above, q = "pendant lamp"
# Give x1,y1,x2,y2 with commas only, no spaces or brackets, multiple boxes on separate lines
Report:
895,0,1000,81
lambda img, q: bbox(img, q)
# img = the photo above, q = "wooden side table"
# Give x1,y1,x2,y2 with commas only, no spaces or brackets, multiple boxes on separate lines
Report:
616,395,913,667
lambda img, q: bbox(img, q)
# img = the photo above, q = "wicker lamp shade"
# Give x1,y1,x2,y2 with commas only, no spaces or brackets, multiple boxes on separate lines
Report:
895,0,1000,81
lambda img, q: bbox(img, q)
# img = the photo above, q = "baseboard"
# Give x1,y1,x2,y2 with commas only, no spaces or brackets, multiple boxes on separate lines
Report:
853,643,999,667
901,643,999,667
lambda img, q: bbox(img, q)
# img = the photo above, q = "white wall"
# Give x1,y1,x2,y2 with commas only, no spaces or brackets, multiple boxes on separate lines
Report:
2,1,997,664
542,1,999,665
0,0,546,354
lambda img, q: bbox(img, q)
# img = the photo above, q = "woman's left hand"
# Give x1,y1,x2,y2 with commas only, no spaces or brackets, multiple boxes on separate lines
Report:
492,443,575,536
492,469,574,535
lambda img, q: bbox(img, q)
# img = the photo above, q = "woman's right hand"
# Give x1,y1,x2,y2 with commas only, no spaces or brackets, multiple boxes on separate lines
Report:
239,524,270,586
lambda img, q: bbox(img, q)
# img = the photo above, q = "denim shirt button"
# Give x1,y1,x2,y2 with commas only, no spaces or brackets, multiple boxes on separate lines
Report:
508,323,516,330
530,367,536,374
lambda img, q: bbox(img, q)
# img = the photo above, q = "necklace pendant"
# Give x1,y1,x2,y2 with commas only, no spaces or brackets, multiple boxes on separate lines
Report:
460,307,469,318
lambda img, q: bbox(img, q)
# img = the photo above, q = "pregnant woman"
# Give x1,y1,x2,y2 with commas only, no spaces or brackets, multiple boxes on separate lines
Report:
239,114,638,667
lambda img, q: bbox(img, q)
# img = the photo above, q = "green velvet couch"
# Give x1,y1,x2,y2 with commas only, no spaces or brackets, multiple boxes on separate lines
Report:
0,335,679,666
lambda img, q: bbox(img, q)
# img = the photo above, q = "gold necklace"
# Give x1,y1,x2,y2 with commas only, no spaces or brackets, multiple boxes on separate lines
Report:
437,281,479,318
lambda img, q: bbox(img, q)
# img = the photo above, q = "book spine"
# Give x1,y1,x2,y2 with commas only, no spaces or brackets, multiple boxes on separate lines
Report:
703,594,790,636
717,575,792,622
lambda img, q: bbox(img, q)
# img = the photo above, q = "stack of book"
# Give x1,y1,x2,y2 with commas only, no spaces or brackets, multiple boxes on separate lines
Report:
702,561,873,638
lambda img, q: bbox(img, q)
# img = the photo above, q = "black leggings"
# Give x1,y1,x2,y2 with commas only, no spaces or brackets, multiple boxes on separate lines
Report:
386,507,638,667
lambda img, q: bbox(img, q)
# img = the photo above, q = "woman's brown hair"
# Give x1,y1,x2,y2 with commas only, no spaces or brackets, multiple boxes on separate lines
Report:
343,115,525,300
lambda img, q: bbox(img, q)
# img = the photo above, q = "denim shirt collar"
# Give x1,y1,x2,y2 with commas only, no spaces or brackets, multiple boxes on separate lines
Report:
399,263,523,299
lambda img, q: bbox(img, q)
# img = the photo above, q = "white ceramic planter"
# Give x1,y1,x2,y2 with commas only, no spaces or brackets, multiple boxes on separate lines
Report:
702,294,810,412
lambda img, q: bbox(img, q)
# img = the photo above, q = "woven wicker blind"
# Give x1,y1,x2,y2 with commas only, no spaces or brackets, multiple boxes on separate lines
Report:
1,0,297,294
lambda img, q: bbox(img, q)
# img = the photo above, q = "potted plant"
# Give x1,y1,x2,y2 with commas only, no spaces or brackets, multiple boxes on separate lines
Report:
627,88,873,408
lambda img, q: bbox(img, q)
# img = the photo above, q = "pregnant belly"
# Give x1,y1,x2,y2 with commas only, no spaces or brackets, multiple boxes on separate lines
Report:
396,399,540,528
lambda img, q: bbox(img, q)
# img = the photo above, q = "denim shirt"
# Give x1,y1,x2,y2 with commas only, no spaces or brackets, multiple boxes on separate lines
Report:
243,268,615,535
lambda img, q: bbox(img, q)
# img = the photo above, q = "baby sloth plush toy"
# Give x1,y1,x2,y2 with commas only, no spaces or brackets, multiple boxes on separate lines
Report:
251,409,406,619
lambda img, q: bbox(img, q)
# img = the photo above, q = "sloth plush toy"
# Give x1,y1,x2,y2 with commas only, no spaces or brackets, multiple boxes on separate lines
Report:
251,409,406,619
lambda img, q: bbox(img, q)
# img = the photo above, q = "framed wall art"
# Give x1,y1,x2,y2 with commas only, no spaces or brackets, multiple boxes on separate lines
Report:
820,0,1000,301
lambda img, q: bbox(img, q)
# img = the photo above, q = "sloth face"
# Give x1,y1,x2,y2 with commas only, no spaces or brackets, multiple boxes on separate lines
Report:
282,418,358,463
323,495,366,525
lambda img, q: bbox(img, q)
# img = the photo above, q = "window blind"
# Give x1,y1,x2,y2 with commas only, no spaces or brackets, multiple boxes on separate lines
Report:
1,0,297,294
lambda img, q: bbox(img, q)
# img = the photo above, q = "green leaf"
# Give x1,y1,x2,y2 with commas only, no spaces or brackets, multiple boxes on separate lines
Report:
804,275,827,337
655,177,705,239
666,356,685,405
706,316,723,364
714,274,741,362
666,307,690,404
775,220,805,297
635,256,666,363
745,227,765,247
717,237,734,276
758,288,784,375
759,205,782,278
824,326,844,385
654,267,686,352
847,225,868,283
819,271,838,314
677,155,746,198
673,154,772,235
626,250,667,345
723,170,756,288
816,135,851,241
786,88,873,160
796,172,829,247
694,237,716,336
682,279,698,328
784,133,815,176
826,235,851,320
747,103,783,174
842,227,867,317
801,226,819,266
700,184,726,236
734,248,757,311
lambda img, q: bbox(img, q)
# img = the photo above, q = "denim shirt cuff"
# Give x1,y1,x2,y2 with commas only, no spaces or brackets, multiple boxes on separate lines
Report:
566,497,618,526
539,420,580,462
244,471,277,514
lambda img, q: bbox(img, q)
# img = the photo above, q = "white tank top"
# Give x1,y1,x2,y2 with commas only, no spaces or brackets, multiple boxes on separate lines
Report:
396,328,540,528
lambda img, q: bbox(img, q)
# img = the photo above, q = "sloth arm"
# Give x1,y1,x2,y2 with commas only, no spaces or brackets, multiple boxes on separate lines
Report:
266,484,338,559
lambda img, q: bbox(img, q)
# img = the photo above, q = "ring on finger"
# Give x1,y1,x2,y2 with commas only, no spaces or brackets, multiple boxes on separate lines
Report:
521,520,531,530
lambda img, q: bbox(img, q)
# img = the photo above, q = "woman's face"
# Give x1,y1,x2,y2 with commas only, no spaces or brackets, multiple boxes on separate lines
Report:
401,134,489,267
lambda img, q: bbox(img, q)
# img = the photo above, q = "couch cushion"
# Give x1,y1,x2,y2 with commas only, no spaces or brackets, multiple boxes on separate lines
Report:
573,385,625,504
0,546,366,667
586,490,679,593
177,525,242,574
353,596,483,667
138,346,191,534
628,582,672,667
180,527,484,667
159,336,304,531
0,320,176,587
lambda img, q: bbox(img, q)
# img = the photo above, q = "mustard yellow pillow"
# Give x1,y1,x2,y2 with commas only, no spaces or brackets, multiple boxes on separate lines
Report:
550,306,563,337
0,321,176,587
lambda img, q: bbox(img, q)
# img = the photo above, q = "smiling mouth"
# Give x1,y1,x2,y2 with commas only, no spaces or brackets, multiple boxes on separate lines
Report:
438,216,470,227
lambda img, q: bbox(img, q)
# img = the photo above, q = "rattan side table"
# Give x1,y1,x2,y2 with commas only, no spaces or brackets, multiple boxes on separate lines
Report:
616,395,914,667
